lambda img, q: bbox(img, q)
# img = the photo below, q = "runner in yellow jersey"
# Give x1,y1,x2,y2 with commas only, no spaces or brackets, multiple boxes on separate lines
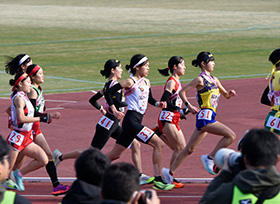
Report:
162,51,236,183
264,48,280,136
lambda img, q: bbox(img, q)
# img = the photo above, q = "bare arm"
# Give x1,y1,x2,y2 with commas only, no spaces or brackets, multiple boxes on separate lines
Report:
14,96,40,123
215,77,237,99
179,77,202,114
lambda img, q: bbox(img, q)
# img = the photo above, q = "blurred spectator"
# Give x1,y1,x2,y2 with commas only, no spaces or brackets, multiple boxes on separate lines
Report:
101,162,160,204
199,128,280,204
62,148,111,204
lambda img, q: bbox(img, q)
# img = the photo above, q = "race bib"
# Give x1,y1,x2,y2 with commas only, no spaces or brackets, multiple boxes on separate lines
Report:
211,94,220,108
8,131,24,146
266,116,280,130
198,109,212,120
98,115,114,130
175,97,183,108
137,127,154,142
273,96,280,106
159,111,174,122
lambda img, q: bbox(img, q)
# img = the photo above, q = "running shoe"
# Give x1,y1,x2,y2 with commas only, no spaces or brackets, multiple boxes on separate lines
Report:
1,178,18,190
173,178,184,188
139,174,155,185
161,167,173,184
153,180,175,191
53,149,63,167
201,155,215,175
13,169,25,191
52,184,70,196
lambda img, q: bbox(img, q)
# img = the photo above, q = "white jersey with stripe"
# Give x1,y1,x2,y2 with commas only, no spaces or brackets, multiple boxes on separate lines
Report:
125,76,149,115
10,91,35,132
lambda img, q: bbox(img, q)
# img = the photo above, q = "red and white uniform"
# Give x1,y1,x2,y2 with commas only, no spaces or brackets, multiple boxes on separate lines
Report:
7,91,34,151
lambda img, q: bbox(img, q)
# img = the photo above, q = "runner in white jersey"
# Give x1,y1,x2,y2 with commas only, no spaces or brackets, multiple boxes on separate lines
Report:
105,54,175,191
52,59,154,185
6,72,50,191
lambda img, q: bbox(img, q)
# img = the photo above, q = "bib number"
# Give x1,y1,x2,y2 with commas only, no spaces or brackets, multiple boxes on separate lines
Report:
175,97,183,108
8,131,24,146
137,127,154,142
98,116,114,130
266,116,280,130
211,94,220,108
159,111,174,122
274,96,280,106
198,109,212,121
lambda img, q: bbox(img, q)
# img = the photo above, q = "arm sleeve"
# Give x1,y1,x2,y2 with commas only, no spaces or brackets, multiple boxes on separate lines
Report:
104,83,123,106
30,98,48,117
148,88,157,106
89,91,103,110
160,90,179,111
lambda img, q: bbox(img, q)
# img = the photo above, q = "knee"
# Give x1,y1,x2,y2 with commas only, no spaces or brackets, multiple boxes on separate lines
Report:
174,144,185,153
227,132,236,143
184,146,195,156
154,139,164,150
132,140,141,151
41,157,49,167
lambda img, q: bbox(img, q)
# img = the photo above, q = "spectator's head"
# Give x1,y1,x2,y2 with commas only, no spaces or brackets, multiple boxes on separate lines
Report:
75,148,110,186
241,129,280,167
0,135,10,182
101,162,140,203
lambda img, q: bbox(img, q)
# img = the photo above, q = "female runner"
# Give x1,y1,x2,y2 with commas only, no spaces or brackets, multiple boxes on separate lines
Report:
5,54,32,75
7,72,50,191
25,64,69,195
264,48,280,136
105,54,175,191
162,51,236,183
53,59,153,185
5,55,69,195
157,56,188,188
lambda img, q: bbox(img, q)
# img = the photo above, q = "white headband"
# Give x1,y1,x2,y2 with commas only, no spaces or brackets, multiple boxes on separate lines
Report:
19,54,30,66
133,56,148,69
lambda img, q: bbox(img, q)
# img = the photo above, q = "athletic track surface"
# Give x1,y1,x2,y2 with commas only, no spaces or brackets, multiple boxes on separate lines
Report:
1,77,279,204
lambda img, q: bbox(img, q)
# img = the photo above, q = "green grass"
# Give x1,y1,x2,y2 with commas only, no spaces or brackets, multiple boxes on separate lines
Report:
0,0,279,96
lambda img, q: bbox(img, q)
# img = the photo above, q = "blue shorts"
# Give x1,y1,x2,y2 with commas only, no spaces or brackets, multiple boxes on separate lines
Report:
196,109,216,130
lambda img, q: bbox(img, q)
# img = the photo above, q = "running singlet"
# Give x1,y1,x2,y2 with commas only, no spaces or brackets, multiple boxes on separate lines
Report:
31,85,45,113
158,76,182,131
196,73,220,113
163,76,182,110
125,76,149,115
10,91,34,132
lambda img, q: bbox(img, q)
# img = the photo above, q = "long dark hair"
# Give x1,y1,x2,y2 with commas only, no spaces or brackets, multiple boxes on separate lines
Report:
125,54,148,75
192,51,214,68
158,56,184,76
5,54,32,75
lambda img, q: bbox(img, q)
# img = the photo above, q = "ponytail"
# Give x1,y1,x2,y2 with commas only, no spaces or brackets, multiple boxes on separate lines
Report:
158,68,170,76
